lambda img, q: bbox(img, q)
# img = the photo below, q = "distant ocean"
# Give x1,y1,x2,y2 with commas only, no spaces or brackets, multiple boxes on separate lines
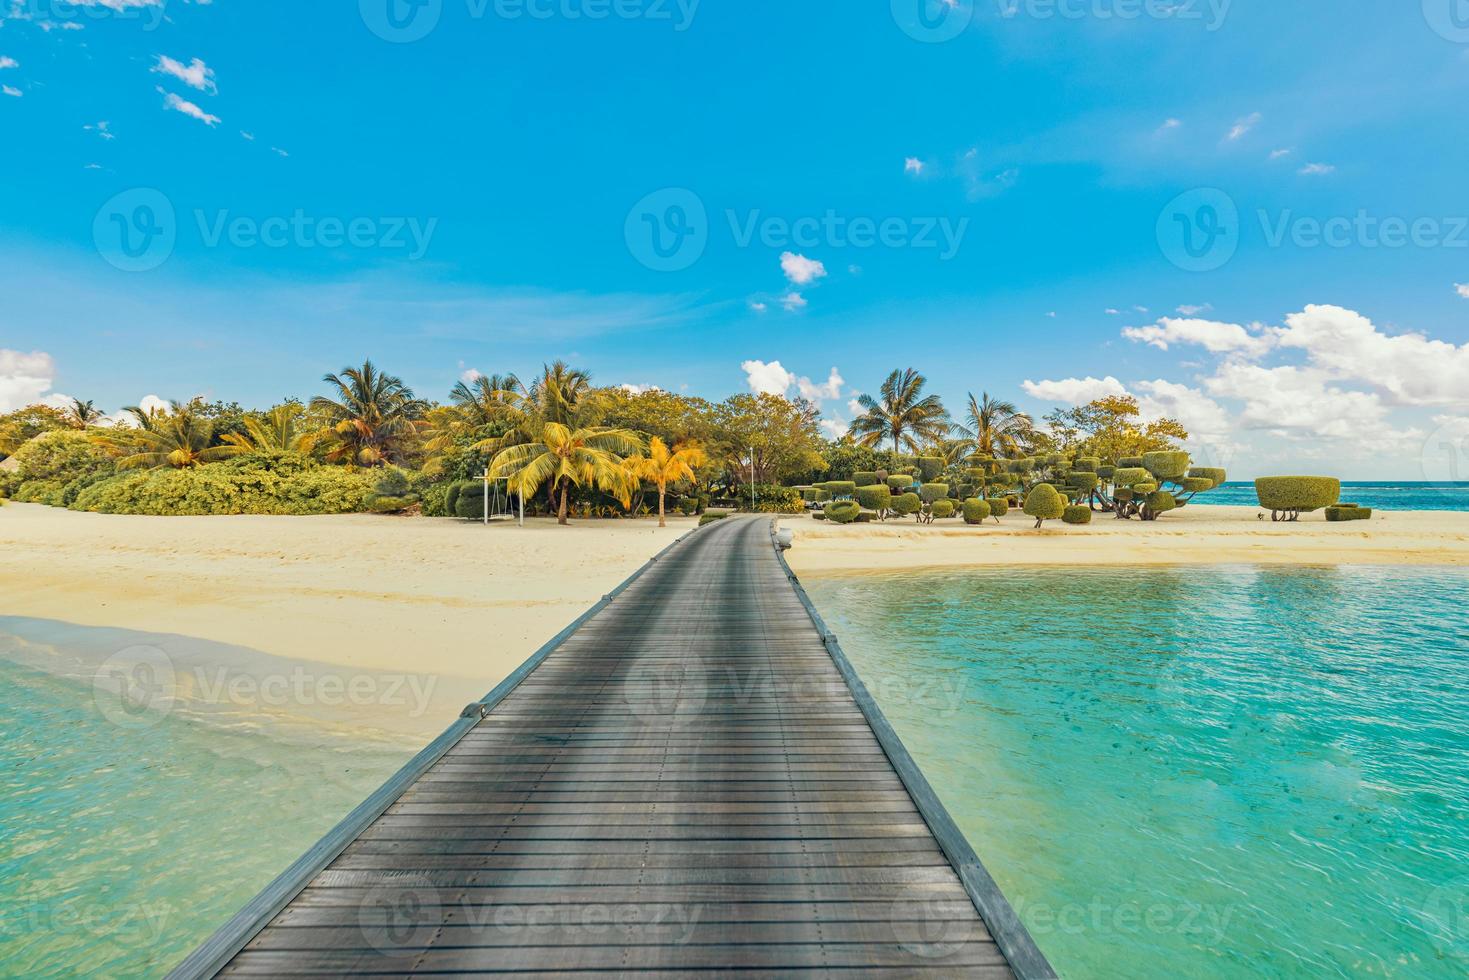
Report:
1193,481,1469,512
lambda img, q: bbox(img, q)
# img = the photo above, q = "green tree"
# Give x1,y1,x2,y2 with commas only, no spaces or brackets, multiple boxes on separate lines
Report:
849,368,950,454
709,393,826,488
958,392,1035,458
0,404,71,457
1043,395,1188,461
489,422,643,525
221,403,318,454
626,437,707,527
310,361,427,466
100,400,237,470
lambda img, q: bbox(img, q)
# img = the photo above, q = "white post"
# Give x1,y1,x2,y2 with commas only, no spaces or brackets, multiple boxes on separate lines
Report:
482,469,489,526
749,446,756,512
518,485,524,527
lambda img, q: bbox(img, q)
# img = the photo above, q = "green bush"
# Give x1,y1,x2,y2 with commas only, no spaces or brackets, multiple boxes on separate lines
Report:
1111,467,1150,488
1008,458,1035,474
1023,484,1065,527
1096,465,1116,480
1189,467,1227,488
853,471,879,487
365,466,421,514
1073,457,1100,473
962,498,991,524
1179,477,1214,494
454,481,487,519
855,484,892,513
15,479,67,506
1066,472,1100,492
1144,490,1177,519
421,481,454,517
444,481,465,516
825,500,861,524
1063,504,1092,525
1255,476,1341,518
916,457,944,482
678,496,700,516
931,499,955,519
71,465,377,516
885,474,914,490
1117,456,1144,468
890,491,921,517
919,482,949,503
812,510,827,520
748,483,805,514
1142,451,1190,482
1113,488,1134,502
986,497,1009,518
1134,482,1158,495
5,430,114,502
826,481,857,499
1326,505,1372,522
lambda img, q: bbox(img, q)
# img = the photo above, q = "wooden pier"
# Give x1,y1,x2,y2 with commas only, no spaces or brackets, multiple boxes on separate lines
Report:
169,516,1055,978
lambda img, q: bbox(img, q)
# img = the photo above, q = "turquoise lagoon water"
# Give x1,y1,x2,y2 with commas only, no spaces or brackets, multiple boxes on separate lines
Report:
805,566,1469,979
0,620,416,978
1194,481,1469,511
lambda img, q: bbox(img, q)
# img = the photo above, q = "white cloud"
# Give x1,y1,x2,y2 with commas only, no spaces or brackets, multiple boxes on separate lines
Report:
1269,148,1292,160
749,301,767,314
1021,376,1129,405
1133,378,1234,450
1045,311,1057,318
1455,284,1469,299
159,88,220,126
152,55,216,94
1176,303,1212,316
1299,162,1335,176
619,383,662,395
1202,362,1391,442
904,157,926,175
741,360,796,398
847,398,864,416
240,130,255,141
780,252,827,286
83,121,116,140
3,85,22,98
1122,317,1277,358
780,291,807,312
459,368,482,384
1157,118,1182,133
1104,308,1121,315
1226,112,1262,141
797,367,844,402
0,350,66,412
271,147,289,158
819,418,849,439
0,57,18,69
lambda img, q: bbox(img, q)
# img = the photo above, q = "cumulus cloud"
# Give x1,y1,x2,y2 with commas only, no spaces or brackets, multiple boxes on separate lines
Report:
1176,303,1212,316
0,57,18,69
1455,283,1469,299
1122,317,1277,358
1226,112,1261,141
152,55,216,93
0,350,67,412
741,360,797,398
1202,362,1392,442
1021,376,1129,405
159,88,220,126
797,367,844,402
3,85,22,98
820,418,849,439
904,157,926,175
780,291,807,312
619,383,662,395
1299,162,1335,176
780,252,827,286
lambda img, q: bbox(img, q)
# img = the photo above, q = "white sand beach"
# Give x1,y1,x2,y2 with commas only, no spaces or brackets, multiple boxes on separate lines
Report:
0,503,692,740
781,504,1469,576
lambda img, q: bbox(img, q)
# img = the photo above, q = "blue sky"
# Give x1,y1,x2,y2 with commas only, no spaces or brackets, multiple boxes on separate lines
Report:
3,0,1469,478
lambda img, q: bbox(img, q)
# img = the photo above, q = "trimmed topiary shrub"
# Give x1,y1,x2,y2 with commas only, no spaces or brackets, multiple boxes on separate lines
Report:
678,496,700,516
699,508,732,527
454,481,487,519
1112,467,1150,488
1143,490,1177,521
1073,457,1100,473
1023,483,1065,528
825,481,857,499
825,500,861,524
919,483,949,503
1142,451,1190,482
855,484,892,515
1326,505,1372,522
1179,477,1214,494
1066,472,1100,492
812,510,827,520
916,457,944,482
1117,456,1144,469
931,499,955,519
1255,476,1341,522
1189,467,1227,488
1062,504,1092,525
885,474,914,491
891,491,921,518
986,497,1009,520
365,466,422,514
962,498,991,525
853,471,879,487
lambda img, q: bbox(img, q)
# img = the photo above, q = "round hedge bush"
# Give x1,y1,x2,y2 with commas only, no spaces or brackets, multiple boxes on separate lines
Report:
891,491,921,517
885,474,914,490
1023,483,1065,526
919,482,949,503
1062,504,1092,525
916,457,944,481
1066,472,1100,492
1073,457,1100,473
1111,467,1150,488
825,500,861,524
1117,456,1144,468
1255,476,1340,514
855,484,892,512
1189,467,1227,488
853,471,879,487
826,481,858,498
962,498,991,524
1144,490,1177,518
986,497,1009,518
931,499,955,519
1179,477,1214,494
1142,451,1190,482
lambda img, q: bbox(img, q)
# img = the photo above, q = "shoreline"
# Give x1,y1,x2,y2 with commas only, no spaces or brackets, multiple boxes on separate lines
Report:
782,504,1469,576
0,503,693,742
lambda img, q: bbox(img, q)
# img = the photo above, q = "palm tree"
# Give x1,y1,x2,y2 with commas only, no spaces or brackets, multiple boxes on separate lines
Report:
65,398,103,429
106,400,236,470
450,373,524,428
957,391,1035,458
626,438,707,527
848,368,950,454
221,404,317,454
310,361,426,467
489,422,644,525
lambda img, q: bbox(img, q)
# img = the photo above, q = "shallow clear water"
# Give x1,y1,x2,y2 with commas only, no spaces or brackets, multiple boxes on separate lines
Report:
1195,481,1469,511
0,624,415,978
806,565,1469,979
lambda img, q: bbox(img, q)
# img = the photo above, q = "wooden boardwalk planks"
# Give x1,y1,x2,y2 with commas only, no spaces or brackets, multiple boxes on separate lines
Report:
171,516,1054,979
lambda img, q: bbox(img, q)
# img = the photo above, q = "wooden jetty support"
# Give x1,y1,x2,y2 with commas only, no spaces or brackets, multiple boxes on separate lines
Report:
169,515,1055,978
